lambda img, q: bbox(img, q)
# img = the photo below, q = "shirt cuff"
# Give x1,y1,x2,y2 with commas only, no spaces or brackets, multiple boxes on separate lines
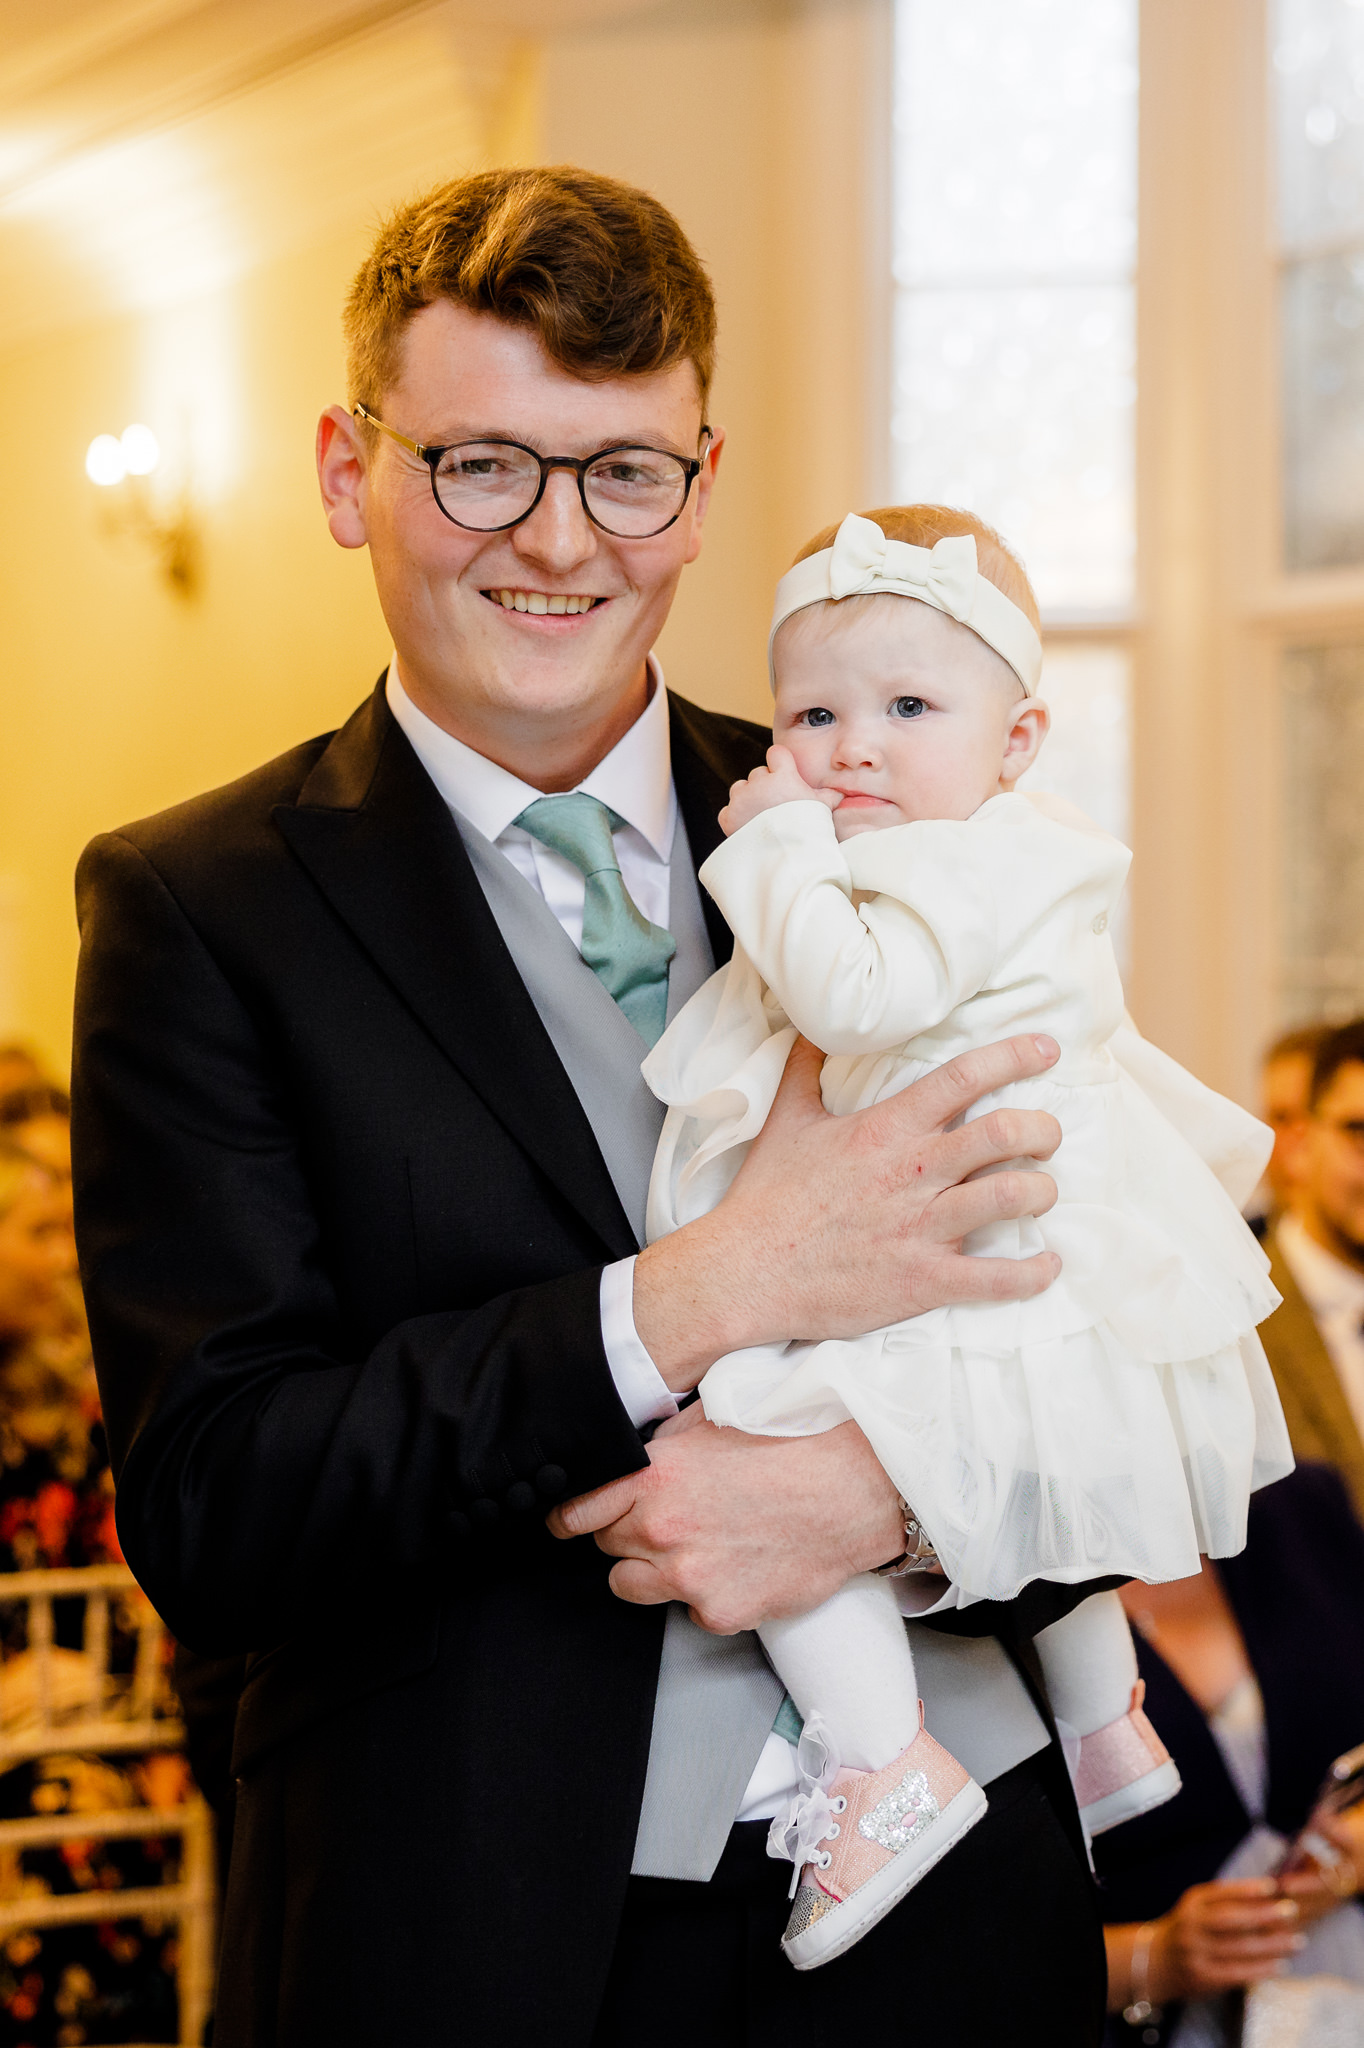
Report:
599,1257,679,1430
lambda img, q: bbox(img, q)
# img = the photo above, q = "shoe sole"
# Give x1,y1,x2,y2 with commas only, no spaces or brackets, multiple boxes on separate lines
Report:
782,1777,989,1972
1081,1758,1182,1838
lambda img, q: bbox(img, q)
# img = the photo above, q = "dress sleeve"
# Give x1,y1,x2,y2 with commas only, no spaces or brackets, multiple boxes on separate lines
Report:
697,802,996,1056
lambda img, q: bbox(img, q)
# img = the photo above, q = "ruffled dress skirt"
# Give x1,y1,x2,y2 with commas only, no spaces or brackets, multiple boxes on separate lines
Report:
643,955,1294,1605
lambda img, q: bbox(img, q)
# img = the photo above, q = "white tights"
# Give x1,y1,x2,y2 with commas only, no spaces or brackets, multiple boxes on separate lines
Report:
759,1579,1138,1773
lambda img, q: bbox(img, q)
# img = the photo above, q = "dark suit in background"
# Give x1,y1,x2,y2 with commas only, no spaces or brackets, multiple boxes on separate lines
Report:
1094,1464,1364,2044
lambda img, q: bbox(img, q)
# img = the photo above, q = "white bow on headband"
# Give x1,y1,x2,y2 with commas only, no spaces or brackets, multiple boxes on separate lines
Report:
769,511,1043,696
828,519,979,612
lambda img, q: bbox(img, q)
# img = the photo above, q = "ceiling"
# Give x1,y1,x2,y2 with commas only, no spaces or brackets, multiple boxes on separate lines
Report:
0,0,671,350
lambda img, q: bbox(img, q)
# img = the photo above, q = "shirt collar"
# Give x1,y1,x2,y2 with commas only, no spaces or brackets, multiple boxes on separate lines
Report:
1278,1211,1364,1320
385,655,675,858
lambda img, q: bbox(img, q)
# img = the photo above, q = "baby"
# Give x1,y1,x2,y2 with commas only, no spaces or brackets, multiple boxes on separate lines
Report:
642,507,1294,1972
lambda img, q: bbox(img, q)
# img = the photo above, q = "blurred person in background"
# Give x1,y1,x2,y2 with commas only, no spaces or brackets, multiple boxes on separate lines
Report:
1247,1025,1330,1237
1257,1020,1364,1518
0,1051,44,1107
1096,1463,1364,2047
0,1125,190,2046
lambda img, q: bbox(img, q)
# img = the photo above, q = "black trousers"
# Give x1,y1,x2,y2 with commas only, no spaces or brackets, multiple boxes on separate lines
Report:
591,1747,1108,2048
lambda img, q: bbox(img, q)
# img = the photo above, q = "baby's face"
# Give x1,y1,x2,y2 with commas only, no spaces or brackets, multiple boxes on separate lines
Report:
772,594,1039,841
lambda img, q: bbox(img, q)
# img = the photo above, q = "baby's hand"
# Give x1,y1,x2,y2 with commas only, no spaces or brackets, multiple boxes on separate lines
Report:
719,746,840,837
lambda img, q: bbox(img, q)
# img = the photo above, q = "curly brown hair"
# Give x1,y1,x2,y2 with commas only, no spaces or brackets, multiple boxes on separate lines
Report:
345,165,718,419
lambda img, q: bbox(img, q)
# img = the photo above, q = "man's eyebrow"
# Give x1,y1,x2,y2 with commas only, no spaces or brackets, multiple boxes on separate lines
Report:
425,426,696,459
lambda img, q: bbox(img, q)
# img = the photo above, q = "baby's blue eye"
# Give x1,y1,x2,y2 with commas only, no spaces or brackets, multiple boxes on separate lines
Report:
802,707,835,727
892,696,926,719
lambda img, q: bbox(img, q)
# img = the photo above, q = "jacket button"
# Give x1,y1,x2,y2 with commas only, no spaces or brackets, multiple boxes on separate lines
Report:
535,1464,568,1500
505,1480,536,1513
470,1497,500,1524
1092,913,1108,934
446,1509,471,1538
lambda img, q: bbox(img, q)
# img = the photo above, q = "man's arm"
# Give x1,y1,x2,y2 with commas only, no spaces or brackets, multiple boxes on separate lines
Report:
74,837,1058,1656
72,832,650,1654
634,1032,1062,1388
552,1032,1066,1626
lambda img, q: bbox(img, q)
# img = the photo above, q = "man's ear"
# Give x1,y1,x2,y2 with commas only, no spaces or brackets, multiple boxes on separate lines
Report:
999,697,1050,786
683,424,726,566
317,405,370,549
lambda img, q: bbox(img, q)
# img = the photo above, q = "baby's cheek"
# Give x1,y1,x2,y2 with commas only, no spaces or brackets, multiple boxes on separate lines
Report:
780,728,827,780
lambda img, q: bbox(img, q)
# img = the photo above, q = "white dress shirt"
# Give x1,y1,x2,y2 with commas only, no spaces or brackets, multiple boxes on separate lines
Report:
1276,1212,1364,1443
385,659,679,1434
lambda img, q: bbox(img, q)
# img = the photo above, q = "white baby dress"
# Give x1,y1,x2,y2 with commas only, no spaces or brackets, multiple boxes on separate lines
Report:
643,790,1294,1604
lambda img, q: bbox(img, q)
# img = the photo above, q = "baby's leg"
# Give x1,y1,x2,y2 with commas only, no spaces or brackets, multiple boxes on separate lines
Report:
758,1575,987,1972
1035,1590,1180,1838
759,1572,919,1771
1034,1588,1138,1736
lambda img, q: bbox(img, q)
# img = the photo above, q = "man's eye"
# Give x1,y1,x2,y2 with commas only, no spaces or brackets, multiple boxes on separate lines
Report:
892,696,926,719
801,707,835,727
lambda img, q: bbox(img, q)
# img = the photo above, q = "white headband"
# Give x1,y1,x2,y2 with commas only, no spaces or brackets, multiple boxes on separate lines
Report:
769,512,1043,697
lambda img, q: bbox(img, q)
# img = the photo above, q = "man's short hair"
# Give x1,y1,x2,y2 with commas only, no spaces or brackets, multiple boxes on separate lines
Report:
1310,1019,1364,1108
1265,1022,1332,1069
345,165,717,419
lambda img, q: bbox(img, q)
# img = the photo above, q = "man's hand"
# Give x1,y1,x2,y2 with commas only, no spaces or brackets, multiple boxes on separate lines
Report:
547,1407,904,1632
1135,1882,1307,2005
718,744,839,837
633,1031,1063,1390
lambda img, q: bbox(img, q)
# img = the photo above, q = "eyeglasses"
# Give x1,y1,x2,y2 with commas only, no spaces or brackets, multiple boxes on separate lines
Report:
352,405,712,539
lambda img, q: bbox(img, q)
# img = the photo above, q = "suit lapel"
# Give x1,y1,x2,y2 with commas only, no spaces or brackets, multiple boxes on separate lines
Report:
668,692,768,968
1265,1228,1364,1477
273,684,635,1261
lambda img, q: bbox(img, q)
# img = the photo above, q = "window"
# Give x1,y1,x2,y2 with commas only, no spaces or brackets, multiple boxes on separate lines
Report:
891,0,1138,618
1274,0,1364,1026
1282,644,1364,1022
1274,0,1364,571
890,0,1137,876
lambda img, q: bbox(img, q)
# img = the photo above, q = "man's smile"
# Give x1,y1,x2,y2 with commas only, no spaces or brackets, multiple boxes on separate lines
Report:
480,587,611,618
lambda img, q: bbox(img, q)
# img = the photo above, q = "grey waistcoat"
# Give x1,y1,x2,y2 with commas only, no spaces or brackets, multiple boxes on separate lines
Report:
452,804,1049,1882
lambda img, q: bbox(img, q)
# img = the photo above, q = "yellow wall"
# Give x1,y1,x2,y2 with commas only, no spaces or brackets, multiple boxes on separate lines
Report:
0,0,891,1073
544,0,890,727
0,231,391,1069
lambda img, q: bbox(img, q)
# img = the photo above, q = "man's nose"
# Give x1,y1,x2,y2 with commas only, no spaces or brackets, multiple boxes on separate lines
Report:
512,468,598,575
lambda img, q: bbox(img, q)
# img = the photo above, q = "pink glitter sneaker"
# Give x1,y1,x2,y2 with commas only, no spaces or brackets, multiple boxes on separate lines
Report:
771,1711,988,1971
1075,1681,1181,1838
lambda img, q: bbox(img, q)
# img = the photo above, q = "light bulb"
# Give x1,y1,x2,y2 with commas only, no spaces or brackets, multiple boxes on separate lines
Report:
120,423,160,476
85,435,127,486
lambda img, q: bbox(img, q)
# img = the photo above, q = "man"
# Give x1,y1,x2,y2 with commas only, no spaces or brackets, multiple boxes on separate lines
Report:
1259,1019,1364,1520
71,168,1104,2044
1249,1022,1330,1233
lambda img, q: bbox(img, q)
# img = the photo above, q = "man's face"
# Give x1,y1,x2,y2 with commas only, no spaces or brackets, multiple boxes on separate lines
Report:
318,301,720,769
1302,1060,1364,1266
1262,1050,1314,1208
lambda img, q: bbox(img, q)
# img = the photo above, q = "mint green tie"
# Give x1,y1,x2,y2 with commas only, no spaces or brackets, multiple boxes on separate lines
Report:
516,794,676,1047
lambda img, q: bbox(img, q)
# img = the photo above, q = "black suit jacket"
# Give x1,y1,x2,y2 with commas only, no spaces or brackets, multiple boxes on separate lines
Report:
1093,1463,1364,1928
71,681,1084,2045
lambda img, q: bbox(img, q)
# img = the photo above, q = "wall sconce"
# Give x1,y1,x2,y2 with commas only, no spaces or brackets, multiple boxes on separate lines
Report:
85,424,199,597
